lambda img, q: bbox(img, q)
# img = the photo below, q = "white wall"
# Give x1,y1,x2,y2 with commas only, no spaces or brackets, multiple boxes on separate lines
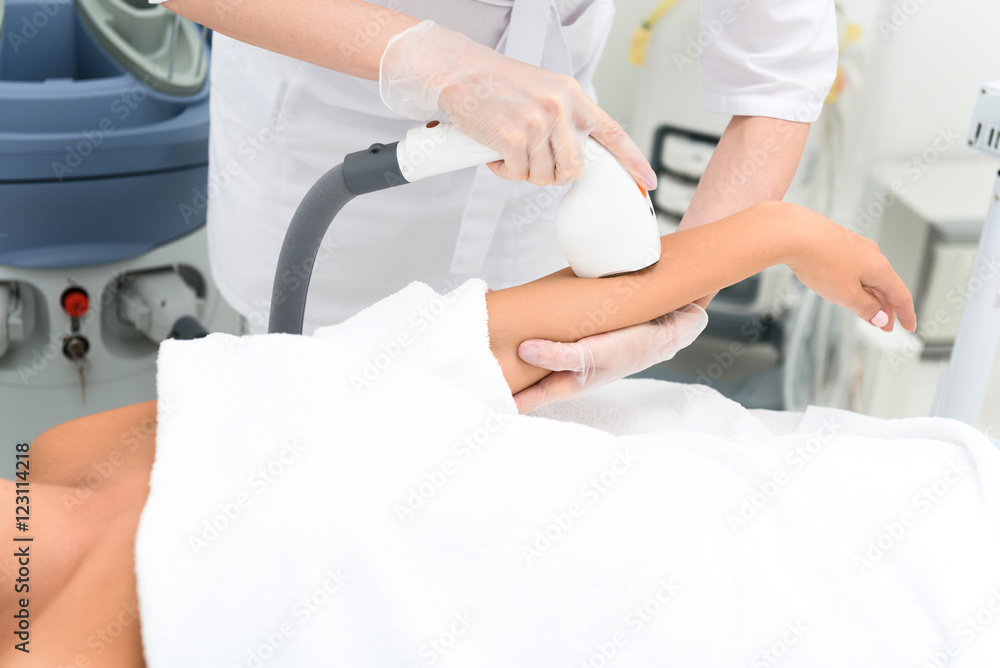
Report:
594,0,1000,164
591,1,656,134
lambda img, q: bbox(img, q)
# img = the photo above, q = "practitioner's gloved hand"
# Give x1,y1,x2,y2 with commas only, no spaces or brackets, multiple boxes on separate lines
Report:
513,304,709,414
379,20,656,189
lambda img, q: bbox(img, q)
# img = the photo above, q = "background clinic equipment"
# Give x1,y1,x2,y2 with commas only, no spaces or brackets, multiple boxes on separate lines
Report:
269,121,661,335
0,0,238,475
621,0,809,411
932,82,1000,425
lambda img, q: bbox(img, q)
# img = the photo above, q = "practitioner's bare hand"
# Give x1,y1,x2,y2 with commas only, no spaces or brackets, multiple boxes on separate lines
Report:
513,304,708,414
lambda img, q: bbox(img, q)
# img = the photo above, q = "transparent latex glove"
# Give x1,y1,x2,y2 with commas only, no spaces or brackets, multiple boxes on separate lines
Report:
514,304,709,414
379,20,656,189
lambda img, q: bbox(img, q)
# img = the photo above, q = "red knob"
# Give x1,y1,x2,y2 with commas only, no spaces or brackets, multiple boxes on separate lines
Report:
61,287,89,318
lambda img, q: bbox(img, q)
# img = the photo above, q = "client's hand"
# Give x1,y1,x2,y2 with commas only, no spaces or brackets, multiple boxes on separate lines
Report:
786,207,917,333
513,304,708,414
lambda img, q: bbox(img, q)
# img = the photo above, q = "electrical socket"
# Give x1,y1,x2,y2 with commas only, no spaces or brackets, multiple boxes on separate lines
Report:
968,82,1000,159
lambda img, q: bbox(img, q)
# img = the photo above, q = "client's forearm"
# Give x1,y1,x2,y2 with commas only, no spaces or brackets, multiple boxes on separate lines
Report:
486,201,794,393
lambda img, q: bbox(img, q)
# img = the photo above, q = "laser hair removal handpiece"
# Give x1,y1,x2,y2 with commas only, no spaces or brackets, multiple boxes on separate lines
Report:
268,122,661,335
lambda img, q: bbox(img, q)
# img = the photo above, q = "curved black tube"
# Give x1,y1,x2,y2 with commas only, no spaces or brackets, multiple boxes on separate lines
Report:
267,141,405,335
268,164,356,335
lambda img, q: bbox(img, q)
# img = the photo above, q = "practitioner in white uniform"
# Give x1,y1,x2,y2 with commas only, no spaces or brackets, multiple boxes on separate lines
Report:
155,0,838,412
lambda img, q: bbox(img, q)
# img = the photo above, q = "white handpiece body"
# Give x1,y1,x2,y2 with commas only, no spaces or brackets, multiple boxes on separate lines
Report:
396,121,502,182
396,122,661,278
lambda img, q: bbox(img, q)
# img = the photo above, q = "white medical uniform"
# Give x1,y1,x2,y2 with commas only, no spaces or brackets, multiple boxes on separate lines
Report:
200,0,838,335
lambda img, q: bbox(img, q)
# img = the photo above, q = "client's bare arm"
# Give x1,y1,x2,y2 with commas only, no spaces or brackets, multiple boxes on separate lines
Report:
487,201,916,394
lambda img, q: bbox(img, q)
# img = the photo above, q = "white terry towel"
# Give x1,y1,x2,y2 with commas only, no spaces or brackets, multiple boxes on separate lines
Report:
137,279,1000,668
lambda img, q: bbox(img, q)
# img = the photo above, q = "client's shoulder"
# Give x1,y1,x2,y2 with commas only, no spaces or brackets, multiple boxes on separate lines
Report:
30,400,158,487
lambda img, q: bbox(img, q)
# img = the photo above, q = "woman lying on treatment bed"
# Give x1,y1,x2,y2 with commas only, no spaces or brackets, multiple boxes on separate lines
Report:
0,201,915,666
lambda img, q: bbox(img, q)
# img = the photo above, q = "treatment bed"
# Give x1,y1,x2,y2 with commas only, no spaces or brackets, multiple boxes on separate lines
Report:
136,279,1000,667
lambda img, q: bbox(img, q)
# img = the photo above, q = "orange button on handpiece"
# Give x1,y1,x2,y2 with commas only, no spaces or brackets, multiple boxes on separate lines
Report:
61,287,89,318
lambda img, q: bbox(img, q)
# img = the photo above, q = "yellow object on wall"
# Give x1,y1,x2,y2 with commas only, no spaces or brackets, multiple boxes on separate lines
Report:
628,0,681,66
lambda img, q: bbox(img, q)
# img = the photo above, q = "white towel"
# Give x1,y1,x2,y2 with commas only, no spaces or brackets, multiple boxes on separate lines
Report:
137,280,1000,668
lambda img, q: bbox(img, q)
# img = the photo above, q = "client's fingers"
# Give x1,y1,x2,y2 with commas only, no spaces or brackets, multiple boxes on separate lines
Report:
853,279,914,333
870,278,916,332
852,286,894,332
863,256,915,332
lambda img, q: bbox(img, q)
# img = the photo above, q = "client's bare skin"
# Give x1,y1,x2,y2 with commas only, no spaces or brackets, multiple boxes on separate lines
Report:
488,201,915,392
0,202,915,666
0,401,155,667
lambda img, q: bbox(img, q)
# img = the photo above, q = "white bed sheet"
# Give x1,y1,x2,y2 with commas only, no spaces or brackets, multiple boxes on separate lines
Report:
136,280,1000,667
